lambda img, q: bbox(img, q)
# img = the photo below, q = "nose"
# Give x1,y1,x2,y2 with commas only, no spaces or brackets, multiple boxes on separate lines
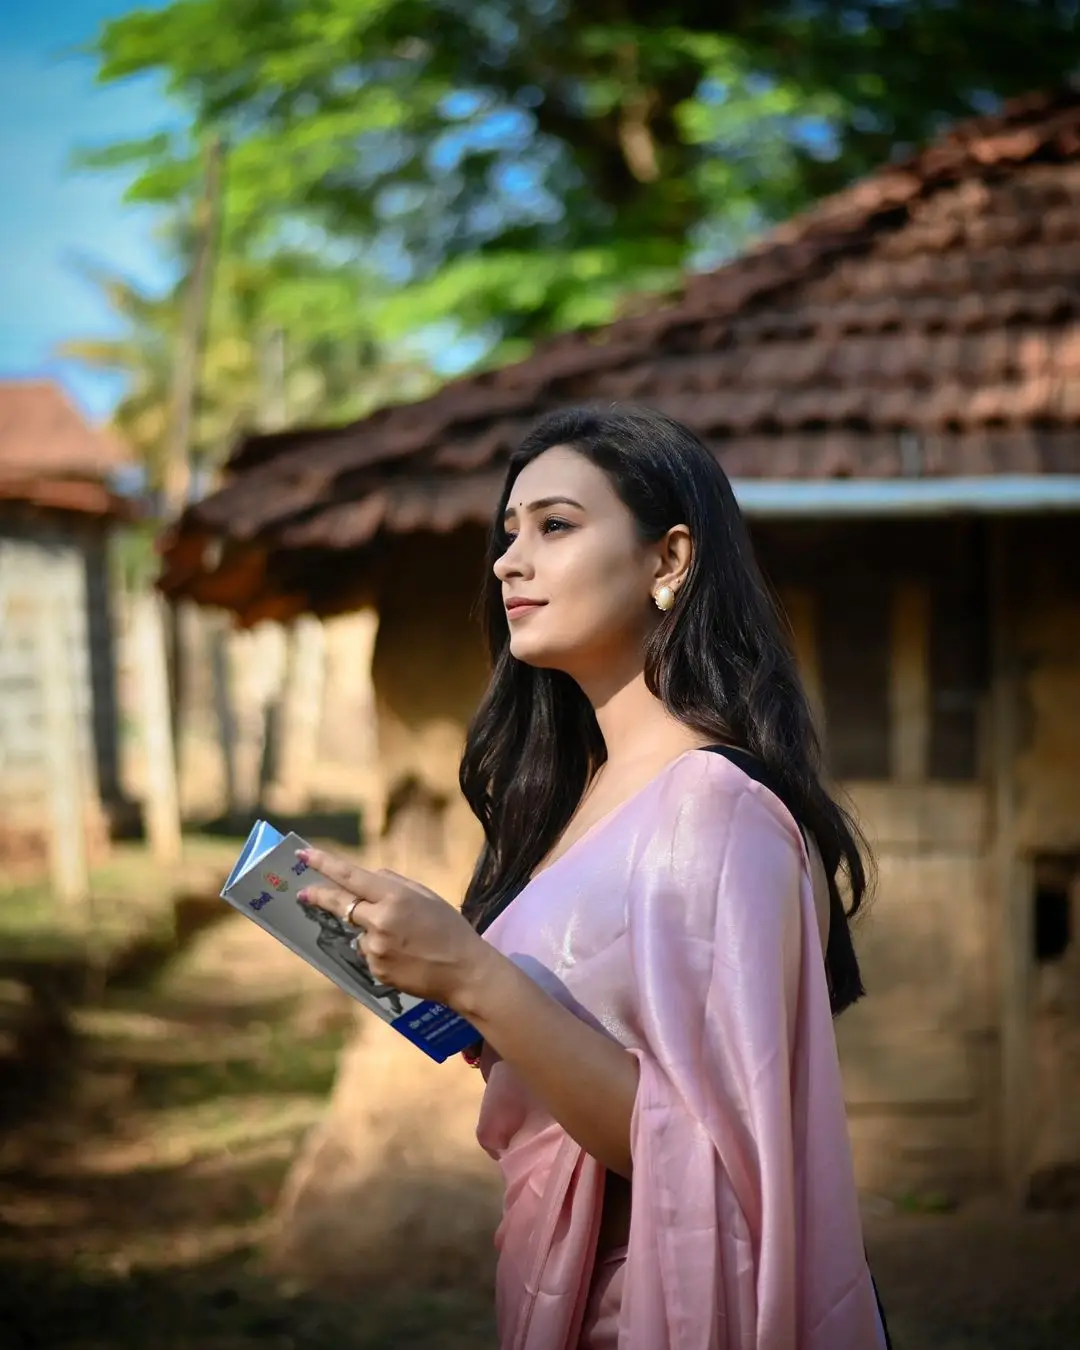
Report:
493,534,532,583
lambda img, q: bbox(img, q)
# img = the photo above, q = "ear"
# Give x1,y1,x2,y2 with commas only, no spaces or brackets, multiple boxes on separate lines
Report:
653,524,692,593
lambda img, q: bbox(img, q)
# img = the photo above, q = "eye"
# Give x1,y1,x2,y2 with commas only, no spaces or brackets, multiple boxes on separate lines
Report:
540,516,573,535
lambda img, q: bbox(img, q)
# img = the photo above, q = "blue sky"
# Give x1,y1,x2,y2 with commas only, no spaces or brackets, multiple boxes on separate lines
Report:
0,1,179,419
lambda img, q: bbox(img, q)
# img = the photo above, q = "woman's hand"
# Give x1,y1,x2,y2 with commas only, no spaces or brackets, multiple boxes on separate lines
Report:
295,846,492,1010
298,845,639,1176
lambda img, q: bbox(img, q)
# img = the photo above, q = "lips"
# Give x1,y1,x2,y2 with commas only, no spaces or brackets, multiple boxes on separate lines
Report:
505,597,546,615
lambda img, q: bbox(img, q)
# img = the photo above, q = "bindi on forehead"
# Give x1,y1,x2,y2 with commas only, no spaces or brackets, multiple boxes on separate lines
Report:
503,447,609,521
502,493,586,523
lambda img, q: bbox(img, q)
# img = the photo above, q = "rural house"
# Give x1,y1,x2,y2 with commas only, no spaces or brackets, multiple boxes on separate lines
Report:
0,380,133,872
159,89,1080,1208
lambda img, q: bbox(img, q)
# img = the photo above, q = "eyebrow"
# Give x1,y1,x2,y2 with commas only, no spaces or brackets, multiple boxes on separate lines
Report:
502,495,585,523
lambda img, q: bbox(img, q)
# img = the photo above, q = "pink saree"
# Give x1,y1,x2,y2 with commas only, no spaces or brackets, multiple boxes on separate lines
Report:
474,749,888,1350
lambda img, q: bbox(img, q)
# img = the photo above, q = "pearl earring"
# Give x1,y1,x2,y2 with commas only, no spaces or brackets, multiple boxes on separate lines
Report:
654,585,676,612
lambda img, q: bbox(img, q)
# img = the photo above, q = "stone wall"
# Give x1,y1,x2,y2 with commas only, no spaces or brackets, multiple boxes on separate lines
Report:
0,511,118,867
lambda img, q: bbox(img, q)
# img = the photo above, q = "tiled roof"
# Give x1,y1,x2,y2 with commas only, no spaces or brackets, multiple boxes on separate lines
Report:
0,381,132,518
159,86,1080,621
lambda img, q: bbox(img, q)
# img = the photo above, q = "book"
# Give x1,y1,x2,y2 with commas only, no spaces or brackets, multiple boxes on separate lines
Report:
220,820,479,1063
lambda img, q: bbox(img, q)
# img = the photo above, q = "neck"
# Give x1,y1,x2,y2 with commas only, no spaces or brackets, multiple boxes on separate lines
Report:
576,659,703,769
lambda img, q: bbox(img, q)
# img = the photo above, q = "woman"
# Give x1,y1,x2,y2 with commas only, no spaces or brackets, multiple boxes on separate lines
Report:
297,406,891,1349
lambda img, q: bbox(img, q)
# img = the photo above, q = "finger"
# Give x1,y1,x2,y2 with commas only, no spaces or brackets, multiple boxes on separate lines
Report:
376,867,411,884
298,884,372,925
297,847,395,902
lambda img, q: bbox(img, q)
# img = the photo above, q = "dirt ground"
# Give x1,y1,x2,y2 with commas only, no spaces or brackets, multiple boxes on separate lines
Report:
0,844,1077,1350
864,1205,1080,1349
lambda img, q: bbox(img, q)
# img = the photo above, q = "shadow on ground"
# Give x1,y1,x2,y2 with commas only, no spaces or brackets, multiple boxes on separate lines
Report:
191,808,364,848
0,1248,495,1350
0,864,497,1350
0,893,243,1130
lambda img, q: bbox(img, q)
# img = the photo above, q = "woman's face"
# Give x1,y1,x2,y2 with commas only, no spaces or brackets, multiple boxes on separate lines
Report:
493,446,684,680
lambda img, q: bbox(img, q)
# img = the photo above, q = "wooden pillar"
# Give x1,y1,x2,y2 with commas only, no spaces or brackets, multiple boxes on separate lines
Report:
210,618,240,814
989,521,1032,1202
888,581,931,782
133,590,183,864
780,586,826,741
266,615,326,813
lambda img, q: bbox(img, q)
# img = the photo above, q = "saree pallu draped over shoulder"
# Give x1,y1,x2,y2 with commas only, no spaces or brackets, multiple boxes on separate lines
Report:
474,751,889,1350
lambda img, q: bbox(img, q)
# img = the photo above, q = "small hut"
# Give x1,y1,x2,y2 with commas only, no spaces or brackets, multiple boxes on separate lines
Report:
160,89,1080,1207
0,380,133,874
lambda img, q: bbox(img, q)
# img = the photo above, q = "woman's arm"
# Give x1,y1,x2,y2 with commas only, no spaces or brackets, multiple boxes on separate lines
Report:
458,944,639,1179
293,846,638,1178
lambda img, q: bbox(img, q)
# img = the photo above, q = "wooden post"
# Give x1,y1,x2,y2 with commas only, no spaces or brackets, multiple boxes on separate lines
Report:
210,618,240,814
133,590,182,864
780,586,826,741
990,521,1032,1202
37,589,90,905
232,625,281,814
888,581,931,782
266,615,326,812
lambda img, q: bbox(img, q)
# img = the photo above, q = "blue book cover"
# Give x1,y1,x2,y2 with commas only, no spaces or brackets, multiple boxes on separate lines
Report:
221,822,478,1064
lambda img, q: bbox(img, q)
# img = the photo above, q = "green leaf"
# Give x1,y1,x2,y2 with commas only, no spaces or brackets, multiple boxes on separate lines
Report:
76,0,1080,417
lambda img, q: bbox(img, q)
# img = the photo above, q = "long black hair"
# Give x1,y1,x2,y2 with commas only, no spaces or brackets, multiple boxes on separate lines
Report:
459,405,871,1015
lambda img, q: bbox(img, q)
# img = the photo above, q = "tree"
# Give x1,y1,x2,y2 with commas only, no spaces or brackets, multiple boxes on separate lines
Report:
63,247,436,495
85,1,1080,362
